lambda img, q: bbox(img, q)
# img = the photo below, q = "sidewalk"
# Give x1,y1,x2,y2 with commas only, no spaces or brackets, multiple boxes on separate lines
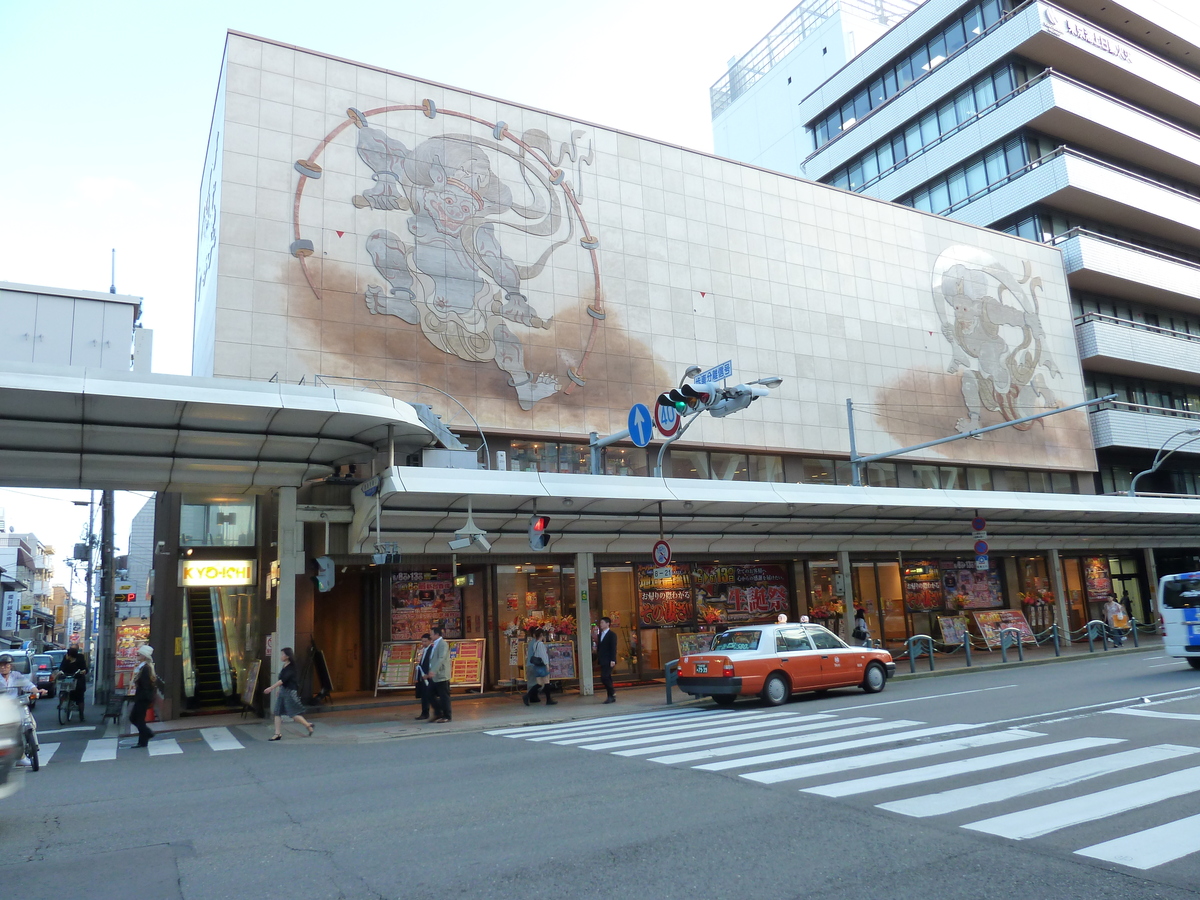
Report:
143,633,1164,743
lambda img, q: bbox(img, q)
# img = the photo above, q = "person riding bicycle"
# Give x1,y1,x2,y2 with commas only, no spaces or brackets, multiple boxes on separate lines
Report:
58,647,88,721
0,653,46,767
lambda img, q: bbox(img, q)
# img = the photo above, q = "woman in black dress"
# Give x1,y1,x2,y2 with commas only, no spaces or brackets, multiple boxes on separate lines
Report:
263,647,314,740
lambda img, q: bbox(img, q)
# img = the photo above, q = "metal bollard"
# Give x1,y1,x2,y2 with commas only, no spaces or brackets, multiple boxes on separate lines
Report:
1131,617,1139,648
907,637,916,674
964,635,972,667
1052,623,1060,657
664,659,678,704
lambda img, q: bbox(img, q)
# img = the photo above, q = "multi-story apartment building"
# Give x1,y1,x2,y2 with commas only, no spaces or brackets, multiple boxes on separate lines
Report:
715,0,1200,509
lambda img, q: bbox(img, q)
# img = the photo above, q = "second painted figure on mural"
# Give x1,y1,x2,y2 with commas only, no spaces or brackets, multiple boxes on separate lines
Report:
931,245,1062,435
347,107,593,411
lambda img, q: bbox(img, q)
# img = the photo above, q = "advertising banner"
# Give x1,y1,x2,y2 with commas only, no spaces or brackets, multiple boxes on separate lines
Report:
1083,557,1114,604
973,610,1035,647
692,564,789,624
376,639,486,693
636,564,693,627
389,571,462,640
940,559,1003,609
937,615,971,645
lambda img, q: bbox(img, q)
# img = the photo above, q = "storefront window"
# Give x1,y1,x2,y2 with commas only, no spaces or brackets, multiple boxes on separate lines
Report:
801,459,836,485
495,565,577,685
604,447,647,476
670,450,710,479
806,561,844,627
507,441,558,472
636,563,694,671
390,570,462,640
710,453,749,480
867,462,898,487
749,454,785,482
1017,555,1055,630
180,497,255,547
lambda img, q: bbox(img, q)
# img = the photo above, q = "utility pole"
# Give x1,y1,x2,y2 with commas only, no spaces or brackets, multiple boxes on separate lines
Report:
97,490,116,703
75,493,96,663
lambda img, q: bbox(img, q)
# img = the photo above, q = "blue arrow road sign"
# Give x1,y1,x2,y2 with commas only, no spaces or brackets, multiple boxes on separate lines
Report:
628,403,653,447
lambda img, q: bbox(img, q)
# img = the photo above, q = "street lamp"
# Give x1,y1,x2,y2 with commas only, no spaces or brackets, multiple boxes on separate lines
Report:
1128,428,1200,497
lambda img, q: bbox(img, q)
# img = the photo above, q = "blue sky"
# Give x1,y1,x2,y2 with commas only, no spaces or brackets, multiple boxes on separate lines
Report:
0,0,790,573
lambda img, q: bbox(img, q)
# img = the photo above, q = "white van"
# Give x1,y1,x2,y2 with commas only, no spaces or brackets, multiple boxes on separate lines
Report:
1158,572,1200,670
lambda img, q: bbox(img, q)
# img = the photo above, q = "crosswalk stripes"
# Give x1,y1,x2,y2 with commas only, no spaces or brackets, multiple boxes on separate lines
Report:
81,738,118,762
877,744,1199,817
147,738,183,756
488,707,1200,870
38,743,60,764
200,727,244,751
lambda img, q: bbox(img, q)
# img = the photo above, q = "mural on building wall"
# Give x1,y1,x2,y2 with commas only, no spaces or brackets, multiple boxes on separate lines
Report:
291,103,602,411
931,246,1062,435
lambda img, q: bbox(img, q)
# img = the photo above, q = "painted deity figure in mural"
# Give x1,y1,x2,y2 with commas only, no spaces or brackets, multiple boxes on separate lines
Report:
348,108,580,410
932,246,1061,435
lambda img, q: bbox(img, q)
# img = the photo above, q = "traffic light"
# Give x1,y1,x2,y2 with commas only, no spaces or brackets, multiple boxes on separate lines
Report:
657,391,686,414
707,383,770,417
528,515,551,550
679,384,713,410
313,556,336,592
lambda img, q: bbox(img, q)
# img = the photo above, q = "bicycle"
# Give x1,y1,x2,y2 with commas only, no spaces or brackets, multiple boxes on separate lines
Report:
57,673,81,725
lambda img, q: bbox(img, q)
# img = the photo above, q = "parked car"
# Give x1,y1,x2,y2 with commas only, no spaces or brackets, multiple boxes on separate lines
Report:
0,694,21,799
676,622,897,706
31,654,56,697
45,649,66,670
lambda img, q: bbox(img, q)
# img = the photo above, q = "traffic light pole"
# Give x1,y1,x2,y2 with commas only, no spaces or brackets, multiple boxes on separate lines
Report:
846,393,1118,486
652,411,703,477
588,428,632,475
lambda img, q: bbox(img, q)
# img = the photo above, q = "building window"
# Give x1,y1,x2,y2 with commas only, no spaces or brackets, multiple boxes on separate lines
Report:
709,452,750,481
808,0,1017,150
604,447,647,477
800,458,837,485
180,497,256,547
749,454,785,482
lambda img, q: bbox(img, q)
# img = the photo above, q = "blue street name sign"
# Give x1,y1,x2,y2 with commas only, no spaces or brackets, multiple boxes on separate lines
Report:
694,360,733,385
628,402,653,447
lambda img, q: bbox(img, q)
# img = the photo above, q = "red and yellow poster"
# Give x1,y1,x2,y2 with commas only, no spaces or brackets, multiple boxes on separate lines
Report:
1083,557,1113,604
390,571,462,640
973,610,1035,647
636,564,693,627
692,564,789,624
376,639,486,692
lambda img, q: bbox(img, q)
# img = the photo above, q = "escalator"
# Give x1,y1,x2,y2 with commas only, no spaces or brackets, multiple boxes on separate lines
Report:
186,589,228,708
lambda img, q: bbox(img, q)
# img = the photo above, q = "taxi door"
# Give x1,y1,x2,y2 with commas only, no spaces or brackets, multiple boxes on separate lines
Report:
807,627,859,687
775,627,823,689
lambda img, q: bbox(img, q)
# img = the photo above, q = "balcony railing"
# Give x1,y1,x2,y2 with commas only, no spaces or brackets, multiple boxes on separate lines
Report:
1091,399,1200,421
1074,312,1200,345
1052,226,1200,271
711,0,923,118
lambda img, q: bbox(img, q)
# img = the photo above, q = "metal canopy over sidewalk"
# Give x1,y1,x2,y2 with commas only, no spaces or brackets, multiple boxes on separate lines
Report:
0,363,434,493
352,467,1200,554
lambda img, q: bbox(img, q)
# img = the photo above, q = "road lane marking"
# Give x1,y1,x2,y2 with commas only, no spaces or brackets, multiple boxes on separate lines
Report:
486,709,713,737
543,710,797,744
1109,709,1200,721
694,723,972,772
571,713,830,749
877,744,1198,818
148,738,182,756
744,729,1043,785
81,739,118,762
38,726,97,735
200,727,243,751
652,720,923,766
38,743,60,764
1148,663,1182,668
614,717,878,757
825,685,1016,712
807,737,1124,798
1076,812,1200,869
964,764,1200,839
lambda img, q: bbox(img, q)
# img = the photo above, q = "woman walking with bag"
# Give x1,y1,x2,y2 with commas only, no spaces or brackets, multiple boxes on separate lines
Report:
523,628,556,706
128,645,158,748
263,647,314,740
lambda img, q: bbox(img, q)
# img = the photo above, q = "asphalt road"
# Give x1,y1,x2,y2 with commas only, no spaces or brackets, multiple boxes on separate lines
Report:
3,652,1200,900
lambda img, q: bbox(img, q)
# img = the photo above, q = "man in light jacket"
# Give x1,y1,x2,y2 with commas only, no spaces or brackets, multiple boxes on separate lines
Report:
426,625,452,722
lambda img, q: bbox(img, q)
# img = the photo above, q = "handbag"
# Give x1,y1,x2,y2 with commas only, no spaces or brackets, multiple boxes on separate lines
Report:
852,626,866,640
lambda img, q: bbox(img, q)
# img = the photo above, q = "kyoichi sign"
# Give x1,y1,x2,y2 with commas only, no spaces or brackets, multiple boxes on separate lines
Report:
180,560,255,586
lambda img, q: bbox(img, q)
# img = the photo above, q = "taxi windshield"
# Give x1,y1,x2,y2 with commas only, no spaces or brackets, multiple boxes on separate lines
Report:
711,630,762,651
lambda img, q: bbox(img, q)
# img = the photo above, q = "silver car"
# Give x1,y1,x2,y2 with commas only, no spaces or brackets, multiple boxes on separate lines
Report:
0,695,22,799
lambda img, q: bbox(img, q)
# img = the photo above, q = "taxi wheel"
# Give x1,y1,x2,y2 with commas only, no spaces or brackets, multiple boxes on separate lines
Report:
760,673,790,707
712,695,737,707
1188,659,1200,670
861,663,887,693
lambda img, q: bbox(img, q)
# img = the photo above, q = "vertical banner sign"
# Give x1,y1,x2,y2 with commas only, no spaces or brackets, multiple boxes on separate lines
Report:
1,592,18,632
636,564,693,626
390,571,463,639
692,564,789,625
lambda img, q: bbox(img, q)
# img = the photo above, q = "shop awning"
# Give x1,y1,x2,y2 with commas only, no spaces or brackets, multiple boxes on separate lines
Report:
0,363,434,493
350,467,1200,555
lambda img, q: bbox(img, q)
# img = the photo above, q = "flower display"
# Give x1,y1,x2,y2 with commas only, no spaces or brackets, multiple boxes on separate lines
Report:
697,604,725,625
808,600,845,618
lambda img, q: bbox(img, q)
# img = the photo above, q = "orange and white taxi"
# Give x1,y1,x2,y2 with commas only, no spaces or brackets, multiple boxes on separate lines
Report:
676,623,896,706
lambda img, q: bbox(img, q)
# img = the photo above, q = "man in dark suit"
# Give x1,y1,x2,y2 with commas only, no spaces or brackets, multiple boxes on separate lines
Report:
597,616,617,703
413,634,432,720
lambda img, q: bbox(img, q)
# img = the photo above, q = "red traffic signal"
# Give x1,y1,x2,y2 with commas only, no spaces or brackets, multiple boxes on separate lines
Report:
528,515,551,550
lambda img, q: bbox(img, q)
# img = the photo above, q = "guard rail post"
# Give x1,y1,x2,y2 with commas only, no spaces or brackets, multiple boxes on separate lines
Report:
1052,622,1061,657
1131,616,1139,648
964,635,972,667
664,659,678,704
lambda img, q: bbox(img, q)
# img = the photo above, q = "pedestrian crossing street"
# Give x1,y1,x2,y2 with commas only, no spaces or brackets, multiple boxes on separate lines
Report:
486,707,1200,871
38,726,245,764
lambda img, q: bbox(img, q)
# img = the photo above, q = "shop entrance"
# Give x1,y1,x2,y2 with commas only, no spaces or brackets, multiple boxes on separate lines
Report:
851,562,903,647
1109,557,1146,622
598,567,637,678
